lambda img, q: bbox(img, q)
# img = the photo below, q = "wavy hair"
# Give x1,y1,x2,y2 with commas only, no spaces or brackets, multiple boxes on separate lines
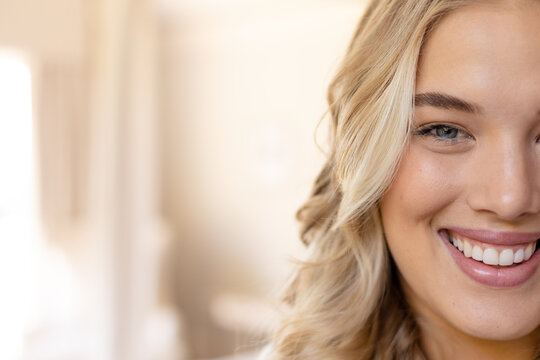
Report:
269,1,470,359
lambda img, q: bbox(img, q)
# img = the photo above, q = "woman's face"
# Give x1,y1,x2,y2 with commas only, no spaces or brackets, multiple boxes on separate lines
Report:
381,0,540,351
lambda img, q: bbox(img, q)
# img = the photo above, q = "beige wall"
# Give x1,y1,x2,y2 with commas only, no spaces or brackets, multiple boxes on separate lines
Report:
0,0,367,358
0,0,84,61
158,1,366,357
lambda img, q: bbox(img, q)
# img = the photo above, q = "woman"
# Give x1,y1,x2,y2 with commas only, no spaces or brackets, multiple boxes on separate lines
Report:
267,0,540,359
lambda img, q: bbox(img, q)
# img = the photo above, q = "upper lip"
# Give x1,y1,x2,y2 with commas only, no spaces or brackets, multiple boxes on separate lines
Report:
445,227,540,246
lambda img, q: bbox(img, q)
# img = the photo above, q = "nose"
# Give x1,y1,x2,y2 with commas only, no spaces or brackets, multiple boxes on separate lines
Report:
466,142,540,221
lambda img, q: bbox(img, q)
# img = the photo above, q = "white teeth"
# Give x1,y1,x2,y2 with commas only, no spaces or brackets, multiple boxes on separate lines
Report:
449,233,537,267
499,249,514,266
463,241,472,258
482,248,498,265
524,243,533,261
514,248,524,263
482,249,499,265
472,245,483,261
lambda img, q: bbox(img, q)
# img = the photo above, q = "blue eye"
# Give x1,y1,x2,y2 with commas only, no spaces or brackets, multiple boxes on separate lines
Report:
413,124,469,142
434,126,458,139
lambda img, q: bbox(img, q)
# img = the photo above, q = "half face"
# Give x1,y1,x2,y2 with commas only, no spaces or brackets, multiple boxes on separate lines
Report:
380,0,540,351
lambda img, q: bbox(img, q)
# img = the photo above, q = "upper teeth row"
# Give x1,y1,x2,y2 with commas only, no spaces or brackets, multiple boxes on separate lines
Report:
450,236,536,266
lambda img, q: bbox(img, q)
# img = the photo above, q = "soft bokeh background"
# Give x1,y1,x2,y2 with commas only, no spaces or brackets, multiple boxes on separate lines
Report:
0,0,367,359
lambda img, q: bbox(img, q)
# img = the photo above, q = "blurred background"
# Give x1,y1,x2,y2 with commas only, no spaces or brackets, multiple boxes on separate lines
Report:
0,0,367,359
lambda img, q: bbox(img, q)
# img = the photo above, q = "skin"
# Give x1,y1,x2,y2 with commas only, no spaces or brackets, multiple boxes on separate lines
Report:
380,1,540,359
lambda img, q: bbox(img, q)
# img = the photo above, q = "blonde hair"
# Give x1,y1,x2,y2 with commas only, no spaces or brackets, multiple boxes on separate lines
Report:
270,1,468,359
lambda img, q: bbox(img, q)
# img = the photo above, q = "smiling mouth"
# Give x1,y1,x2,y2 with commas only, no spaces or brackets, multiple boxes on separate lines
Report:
444,230,539,268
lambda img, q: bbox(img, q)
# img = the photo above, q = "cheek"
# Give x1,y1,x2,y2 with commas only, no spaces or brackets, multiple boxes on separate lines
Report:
380,146,469,284
382,147,464,224
380,147,540,341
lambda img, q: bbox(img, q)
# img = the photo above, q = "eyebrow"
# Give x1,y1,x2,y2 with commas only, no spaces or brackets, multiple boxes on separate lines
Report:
414,92,481,114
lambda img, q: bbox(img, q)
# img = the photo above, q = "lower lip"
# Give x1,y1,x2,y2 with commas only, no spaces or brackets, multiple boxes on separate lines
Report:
440,231,540,287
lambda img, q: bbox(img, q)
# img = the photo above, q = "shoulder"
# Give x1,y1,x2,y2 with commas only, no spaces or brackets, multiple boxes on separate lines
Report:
257,344,272,360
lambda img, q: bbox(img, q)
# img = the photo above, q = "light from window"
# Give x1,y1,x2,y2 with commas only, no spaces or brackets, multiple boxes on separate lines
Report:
0,52,38,360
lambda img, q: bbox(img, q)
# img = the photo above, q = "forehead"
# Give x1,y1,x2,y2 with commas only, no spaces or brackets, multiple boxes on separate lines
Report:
416,1,540,119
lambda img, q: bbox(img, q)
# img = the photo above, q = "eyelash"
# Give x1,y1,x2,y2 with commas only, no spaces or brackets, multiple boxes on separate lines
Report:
413,123,472,143
412,124,540,146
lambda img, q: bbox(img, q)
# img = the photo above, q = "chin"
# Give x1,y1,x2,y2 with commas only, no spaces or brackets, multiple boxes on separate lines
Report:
438,292,540,342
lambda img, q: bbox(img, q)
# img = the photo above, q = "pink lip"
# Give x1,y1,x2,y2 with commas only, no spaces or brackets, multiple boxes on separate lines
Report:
440,230,540,287
446,227,540,246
